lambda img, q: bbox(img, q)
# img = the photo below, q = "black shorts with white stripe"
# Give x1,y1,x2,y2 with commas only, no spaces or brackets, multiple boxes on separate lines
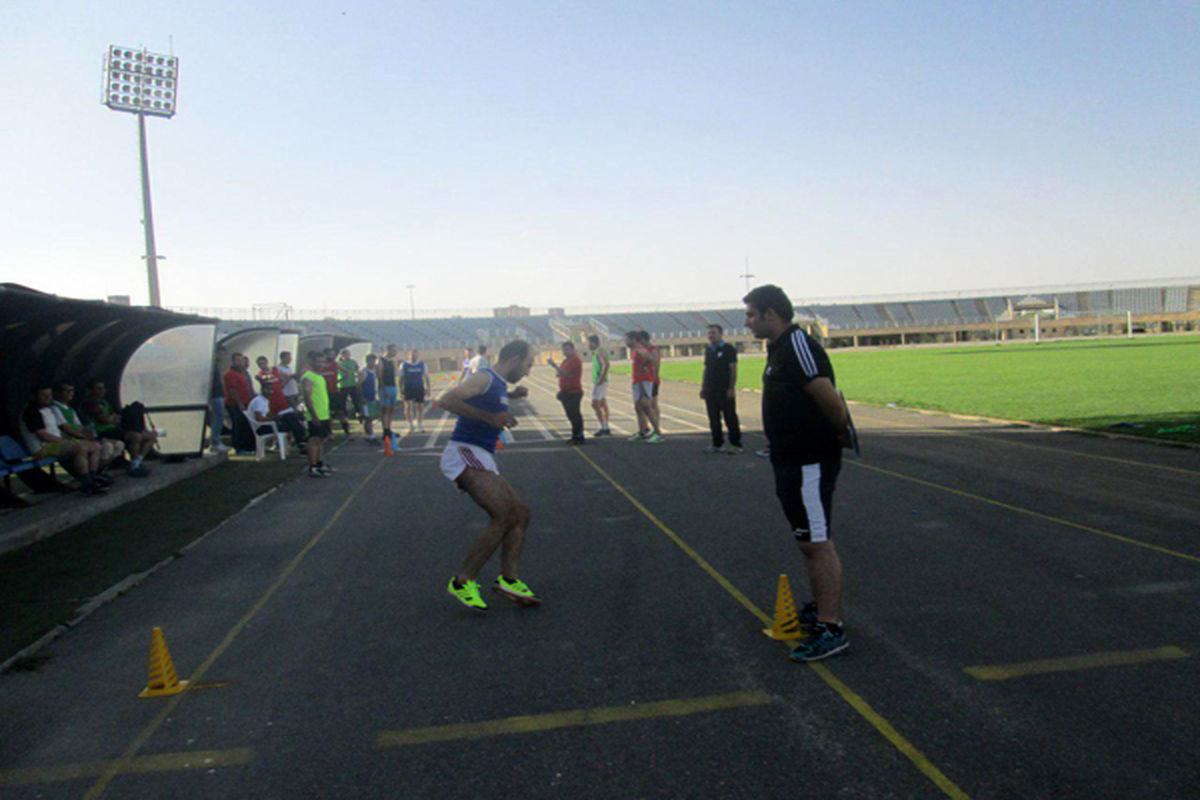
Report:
772,453,841,543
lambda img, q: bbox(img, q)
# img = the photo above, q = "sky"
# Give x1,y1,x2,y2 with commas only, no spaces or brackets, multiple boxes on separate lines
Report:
2,1,1197,315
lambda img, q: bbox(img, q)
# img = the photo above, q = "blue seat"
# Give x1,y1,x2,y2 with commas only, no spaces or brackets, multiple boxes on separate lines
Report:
0,435,58,471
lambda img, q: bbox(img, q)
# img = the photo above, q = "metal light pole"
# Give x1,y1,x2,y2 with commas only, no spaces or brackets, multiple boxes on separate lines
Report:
102,45,179,307
406,284,416,320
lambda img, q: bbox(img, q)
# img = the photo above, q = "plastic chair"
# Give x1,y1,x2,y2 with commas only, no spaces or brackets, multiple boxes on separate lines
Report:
243,411,287,461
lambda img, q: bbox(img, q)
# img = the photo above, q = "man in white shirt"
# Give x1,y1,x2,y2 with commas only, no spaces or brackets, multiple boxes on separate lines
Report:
462,345,490,380
20,385,107,494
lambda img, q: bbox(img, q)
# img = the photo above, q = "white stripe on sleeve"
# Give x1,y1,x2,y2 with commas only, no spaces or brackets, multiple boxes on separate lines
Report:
791,330,819,378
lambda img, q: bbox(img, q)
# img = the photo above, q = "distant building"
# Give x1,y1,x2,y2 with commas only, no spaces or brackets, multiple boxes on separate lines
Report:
548,307,565,318
107,295,131,306
494,305,530,318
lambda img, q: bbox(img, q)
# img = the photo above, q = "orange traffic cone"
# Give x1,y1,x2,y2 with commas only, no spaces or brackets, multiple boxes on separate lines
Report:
383,431,394,457
762,574,804,640
139,627,189,697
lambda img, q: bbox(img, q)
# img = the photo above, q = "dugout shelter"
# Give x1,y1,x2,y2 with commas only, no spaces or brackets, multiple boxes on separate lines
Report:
297,333,371,365
0,284,216,458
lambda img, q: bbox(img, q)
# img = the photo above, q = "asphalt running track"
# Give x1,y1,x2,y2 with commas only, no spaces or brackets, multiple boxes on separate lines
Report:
1,366,1197,799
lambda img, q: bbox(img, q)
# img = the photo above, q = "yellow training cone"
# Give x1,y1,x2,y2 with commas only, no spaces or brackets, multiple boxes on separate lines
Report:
762,574,804,640
139,627,190,698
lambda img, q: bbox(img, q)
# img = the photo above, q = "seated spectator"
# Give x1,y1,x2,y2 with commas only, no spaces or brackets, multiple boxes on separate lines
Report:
252,357,307,448
79,378,155,477
52,382,122,471
20,384,110,495
223,353,255,454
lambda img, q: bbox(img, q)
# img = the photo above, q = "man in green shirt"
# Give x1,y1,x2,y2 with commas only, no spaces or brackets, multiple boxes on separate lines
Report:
301,351,334,478
79,378,156,477
587,334,611,436
336,348,364,431
52,382,121,470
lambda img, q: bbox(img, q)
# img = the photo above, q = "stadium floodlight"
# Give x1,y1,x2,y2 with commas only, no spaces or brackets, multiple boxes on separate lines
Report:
101,45,180,307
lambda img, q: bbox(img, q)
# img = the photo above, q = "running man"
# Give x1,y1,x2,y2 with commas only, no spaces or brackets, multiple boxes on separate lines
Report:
437,339,540,611
379,344,401,443
587,334,611,436
301,351,335,478
744,284,852,662
401,349,432,433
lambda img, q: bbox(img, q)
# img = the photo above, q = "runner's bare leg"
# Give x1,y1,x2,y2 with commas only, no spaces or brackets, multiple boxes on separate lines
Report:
454,468,530,581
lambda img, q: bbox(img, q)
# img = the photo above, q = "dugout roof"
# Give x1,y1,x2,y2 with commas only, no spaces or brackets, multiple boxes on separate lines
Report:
0,283,213,448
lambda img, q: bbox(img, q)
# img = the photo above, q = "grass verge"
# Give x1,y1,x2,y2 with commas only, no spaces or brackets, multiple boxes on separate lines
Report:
0,454,307,665
613,336,1200,444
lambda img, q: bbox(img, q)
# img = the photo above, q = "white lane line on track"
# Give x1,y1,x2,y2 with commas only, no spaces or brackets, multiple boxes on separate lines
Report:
423,411,452,450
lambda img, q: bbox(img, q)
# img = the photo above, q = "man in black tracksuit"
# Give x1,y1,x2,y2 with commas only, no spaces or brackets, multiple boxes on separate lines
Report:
700,324,742,453
744,284,852,663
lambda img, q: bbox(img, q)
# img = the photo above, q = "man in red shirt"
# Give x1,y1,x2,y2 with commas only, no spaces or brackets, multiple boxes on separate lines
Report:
548,340,586,444
627,331,664,444
223,352,255,453
255,355,307,448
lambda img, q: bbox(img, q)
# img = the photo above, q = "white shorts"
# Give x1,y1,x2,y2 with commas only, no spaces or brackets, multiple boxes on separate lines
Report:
592,383,608,401
632,381,655,402
440,441,499,483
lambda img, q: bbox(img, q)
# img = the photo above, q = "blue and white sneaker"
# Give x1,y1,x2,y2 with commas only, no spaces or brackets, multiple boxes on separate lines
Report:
789,623,849,662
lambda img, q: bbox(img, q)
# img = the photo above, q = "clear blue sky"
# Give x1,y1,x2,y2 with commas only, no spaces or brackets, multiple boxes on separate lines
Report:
3,1,1196,313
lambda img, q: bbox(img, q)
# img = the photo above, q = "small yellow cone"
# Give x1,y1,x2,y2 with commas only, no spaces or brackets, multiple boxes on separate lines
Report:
139,627,190,698
762,574,804,640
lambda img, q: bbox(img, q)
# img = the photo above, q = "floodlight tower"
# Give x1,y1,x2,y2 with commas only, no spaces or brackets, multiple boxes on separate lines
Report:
101,45,179,307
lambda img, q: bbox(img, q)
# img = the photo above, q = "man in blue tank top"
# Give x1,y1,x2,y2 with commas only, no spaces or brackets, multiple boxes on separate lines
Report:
437,339,539,611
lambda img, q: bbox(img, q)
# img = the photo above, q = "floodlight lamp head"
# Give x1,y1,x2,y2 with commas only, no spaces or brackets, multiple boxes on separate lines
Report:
102,45,179,118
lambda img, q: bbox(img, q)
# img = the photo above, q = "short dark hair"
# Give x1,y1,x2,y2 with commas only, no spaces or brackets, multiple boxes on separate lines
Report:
743,284,794,322
587,334,600,346
279,350,291,359
636,330,650,343
53,381,74,395
306,350,323,364
366,353,377,364
497,339,530,363
478,345,487,354
85,377,104,391
708,323,723,335
562,340,575,350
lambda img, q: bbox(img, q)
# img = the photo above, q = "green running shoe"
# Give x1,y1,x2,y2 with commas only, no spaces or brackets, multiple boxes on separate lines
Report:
447,577,487,612
646,433,665,444
493,575,542,606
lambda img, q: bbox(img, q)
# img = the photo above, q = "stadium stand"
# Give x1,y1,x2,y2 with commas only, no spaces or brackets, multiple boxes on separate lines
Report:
908,300,962,325
208,280,1198,355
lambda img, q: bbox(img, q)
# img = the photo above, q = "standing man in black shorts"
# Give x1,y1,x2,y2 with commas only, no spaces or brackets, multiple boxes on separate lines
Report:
744,284,852,662
401,349,431,433
700,323,742,454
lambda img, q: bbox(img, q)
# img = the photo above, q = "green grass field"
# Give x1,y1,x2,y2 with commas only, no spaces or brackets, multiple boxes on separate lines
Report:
613,336,1200,443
